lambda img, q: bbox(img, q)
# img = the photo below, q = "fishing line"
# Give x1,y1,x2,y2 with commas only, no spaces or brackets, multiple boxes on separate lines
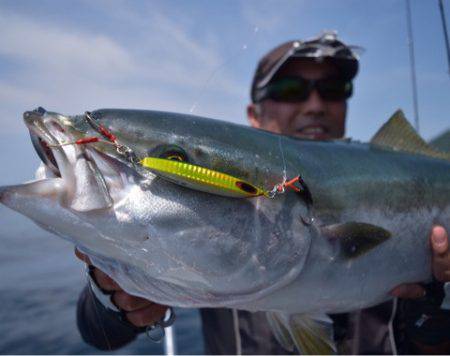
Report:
189,47,245,114
278,135,288,182
189,27,260,114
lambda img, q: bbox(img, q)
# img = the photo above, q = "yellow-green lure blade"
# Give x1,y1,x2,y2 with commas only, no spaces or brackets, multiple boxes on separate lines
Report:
140,157,269,198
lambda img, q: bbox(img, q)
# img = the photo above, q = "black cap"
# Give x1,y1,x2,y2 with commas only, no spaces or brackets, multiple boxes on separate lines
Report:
251,31,361,102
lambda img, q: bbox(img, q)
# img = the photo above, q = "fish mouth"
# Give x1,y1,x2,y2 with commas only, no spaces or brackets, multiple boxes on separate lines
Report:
30,131,61,177
23,108,115,212
24,108,71,180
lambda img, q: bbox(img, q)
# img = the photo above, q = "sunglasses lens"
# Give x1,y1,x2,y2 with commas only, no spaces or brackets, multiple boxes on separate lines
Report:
257,77,353,102
267,78,309,102
318,79,353,100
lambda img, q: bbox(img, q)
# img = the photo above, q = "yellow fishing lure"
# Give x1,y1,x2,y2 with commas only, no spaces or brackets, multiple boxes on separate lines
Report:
140,157,269,198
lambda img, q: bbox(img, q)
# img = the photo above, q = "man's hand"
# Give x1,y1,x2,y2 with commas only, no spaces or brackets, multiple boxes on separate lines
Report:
75,248,168,328
391,225,449,299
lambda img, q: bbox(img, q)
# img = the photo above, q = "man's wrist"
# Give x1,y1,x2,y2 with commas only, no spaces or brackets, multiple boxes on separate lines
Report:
86,265,121,313
86,266,148,333
421,279,446,307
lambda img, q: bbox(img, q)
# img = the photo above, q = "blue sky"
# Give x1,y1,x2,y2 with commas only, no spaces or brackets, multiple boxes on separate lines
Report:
0,0,449,183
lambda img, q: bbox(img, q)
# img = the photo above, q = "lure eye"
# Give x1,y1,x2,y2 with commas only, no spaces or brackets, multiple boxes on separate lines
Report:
235,181,258,195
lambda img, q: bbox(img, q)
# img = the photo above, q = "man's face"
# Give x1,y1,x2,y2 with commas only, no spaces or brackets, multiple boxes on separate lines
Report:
248,59,347,140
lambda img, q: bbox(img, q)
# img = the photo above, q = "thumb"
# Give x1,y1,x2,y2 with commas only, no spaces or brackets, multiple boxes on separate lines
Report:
431,226,448,257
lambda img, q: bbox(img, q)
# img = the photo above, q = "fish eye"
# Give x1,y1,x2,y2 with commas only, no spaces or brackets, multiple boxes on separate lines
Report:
152,145,189,162
164,152,185,161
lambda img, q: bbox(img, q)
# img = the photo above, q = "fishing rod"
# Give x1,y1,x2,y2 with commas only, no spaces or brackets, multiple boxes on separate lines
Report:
164,326,177,356
405,0,420,133
438,0,450,76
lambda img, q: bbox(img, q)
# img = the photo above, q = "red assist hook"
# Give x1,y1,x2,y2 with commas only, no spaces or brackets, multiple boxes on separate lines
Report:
49,114,119,148
97,124,117,143
277,176,302,193
267,175,304,198
48,136,114,147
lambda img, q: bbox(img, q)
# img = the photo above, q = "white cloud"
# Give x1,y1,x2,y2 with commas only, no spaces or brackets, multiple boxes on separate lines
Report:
0,5,248,134
241,0,309,34
0,12,136,81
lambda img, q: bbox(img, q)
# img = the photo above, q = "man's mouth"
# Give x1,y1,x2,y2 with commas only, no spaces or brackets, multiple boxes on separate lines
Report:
295,125,330,140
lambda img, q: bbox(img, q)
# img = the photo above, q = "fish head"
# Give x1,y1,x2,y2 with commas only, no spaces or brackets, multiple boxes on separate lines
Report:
0,108,313,307
0,108,138,249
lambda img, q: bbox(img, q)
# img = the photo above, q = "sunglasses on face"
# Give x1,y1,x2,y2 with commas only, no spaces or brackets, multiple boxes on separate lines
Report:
255,76,353,103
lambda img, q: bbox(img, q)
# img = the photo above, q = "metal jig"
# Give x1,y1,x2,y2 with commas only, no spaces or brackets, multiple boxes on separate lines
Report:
76,112,304,199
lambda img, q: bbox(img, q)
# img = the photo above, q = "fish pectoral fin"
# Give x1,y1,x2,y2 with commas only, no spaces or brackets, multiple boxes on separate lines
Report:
70,157,113,212
266,312,336,355
370,110,450,161
321,222,391,259
266,312,295,352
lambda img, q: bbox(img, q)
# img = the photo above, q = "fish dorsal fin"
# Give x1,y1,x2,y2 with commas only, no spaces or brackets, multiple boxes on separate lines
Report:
266,312,336,354
370,110,450,161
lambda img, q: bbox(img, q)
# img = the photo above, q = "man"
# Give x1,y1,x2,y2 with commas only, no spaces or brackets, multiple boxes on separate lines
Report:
76,32,450,354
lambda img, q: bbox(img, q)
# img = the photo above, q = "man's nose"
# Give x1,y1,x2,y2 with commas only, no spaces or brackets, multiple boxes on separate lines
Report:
301,89,326,116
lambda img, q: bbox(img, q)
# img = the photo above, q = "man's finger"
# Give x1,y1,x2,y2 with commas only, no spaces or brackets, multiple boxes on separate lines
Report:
431,225,449,257
390,283,426,299
126,304,168,328
112,291,154,312
74,248,92,265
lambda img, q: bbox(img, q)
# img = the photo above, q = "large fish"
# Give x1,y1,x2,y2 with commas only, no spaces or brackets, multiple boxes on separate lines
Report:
1,107,449,353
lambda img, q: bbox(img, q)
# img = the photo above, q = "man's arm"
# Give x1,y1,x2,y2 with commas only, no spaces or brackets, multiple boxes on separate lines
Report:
75,249,168,350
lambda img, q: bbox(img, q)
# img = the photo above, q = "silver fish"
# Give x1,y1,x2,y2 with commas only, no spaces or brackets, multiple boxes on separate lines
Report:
1,107,449,353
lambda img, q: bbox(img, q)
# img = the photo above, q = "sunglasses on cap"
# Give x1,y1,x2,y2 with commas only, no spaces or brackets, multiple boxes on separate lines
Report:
254,76,353,103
